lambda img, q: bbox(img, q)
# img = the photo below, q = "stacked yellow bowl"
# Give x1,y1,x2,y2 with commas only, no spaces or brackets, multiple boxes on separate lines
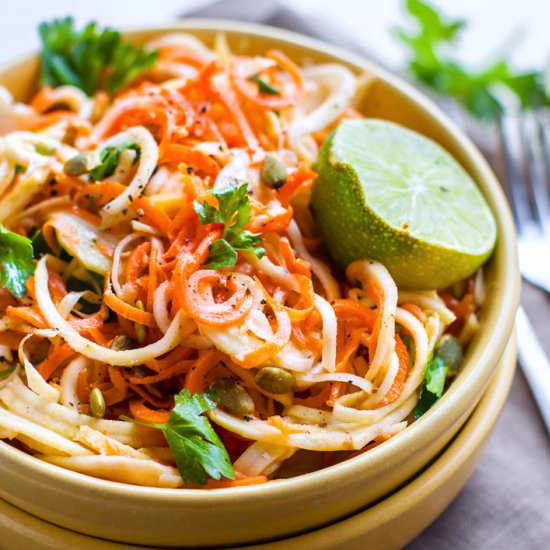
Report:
0,21,519,549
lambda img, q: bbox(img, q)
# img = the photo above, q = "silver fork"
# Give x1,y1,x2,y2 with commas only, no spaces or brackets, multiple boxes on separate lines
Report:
498,110,550,293
497,109,550,433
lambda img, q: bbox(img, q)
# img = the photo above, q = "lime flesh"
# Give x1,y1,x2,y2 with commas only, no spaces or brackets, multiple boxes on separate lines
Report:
311,119,497,289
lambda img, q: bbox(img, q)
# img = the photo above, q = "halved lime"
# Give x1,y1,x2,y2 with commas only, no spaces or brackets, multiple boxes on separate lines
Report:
311,119,497,289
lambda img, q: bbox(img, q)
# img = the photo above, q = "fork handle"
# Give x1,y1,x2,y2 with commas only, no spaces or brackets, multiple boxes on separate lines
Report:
516,306,550,433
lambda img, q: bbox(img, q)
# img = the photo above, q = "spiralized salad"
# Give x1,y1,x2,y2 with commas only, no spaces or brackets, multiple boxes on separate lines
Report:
0,20,484,488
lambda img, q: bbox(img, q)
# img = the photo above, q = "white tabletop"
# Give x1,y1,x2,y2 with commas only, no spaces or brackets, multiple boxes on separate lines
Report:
0,0,548,71
0,3,549,550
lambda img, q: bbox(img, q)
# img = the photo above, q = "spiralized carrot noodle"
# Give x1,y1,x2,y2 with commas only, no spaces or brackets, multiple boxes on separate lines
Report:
0,28,481,489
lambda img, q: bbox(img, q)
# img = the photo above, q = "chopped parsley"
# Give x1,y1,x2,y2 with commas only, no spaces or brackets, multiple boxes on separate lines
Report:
193,182,265,269
248,74,281,95
123,389,235,485
0,226,36,298
412,356,449,419
89,143,140,181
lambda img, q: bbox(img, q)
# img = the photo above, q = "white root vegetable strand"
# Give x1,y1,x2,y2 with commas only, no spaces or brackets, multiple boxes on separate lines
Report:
0,37,479,489
35,257,183,366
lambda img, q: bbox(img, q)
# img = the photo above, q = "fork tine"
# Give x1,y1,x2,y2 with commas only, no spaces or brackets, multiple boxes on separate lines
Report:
538,110,550,184
519,110,550,234
496,116,518,215
535,111,550,235
497,112,534,232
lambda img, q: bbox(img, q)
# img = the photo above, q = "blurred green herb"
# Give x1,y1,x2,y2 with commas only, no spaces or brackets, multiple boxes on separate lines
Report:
39,17,158,95
35,144,53,156
0,366,16,380
248,74,281,95
31,228,51,259
89,143,140,181
395,0,547,120
412,333,464,418
412,356,448,419
0,226,36,298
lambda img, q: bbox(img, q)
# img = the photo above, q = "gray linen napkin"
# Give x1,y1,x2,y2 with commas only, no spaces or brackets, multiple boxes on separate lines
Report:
183,0,370,60
184,2,550,548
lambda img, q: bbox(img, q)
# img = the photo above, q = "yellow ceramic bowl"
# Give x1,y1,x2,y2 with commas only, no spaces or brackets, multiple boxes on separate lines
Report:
0,20,519,548
0,335,516,550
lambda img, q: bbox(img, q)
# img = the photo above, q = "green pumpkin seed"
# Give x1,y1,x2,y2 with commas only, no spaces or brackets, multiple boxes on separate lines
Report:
255,366,296,394
110,335,134,351
261,155,287,189
435,335,463,374
89,387,106,418
64,153,95,176
211,378,255,416
134,300,146,344
129,365,151,378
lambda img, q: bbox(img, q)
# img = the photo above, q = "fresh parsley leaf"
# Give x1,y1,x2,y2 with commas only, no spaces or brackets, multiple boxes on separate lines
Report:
248,74,281,95
165,390,235,485
0,226,36,298
395,0,547,119
206,239,238,269
88,142,139,182
14,164,25,176
194,201,222,225
38,17,158,95
123,389,235,485
412,357,449,419
210,183,252,231
35,144,53,156
424,357,448,396
193,182,265,268
31,229,52,259
230,230,265,259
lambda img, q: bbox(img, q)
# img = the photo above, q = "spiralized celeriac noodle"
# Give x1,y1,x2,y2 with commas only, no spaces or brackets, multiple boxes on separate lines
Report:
0,31,484,488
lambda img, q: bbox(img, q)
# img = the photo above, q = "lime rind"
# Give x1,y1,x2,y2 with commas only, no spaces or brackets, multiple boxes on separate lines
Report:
311,119,497,290
329,119,496,254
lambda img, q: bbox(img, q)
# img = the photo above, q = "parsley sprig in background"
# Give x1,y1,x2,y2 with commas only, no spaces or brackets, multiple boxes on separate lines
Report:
396,0,549,120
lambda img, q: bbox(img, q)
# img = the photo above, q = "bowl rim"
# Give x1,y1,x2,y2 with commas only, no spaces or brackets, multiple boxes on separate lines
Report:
0,19,520,504
256,334,518,549
0,336,517,549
